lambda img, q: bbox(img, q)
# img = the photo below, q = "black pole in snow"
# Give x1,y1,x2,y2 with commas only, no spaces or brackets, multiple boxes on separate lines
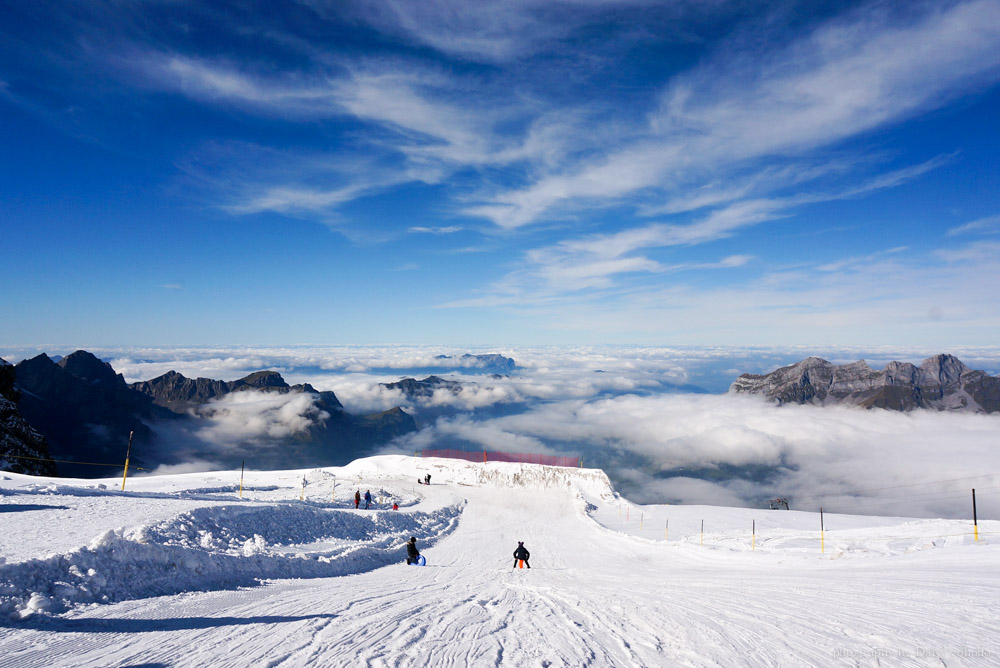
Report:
973,488,979,541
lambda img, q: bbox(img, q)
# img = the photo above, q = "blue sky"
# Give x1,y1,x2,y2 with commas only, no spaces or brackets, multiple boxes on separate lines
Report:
2,0,1000,347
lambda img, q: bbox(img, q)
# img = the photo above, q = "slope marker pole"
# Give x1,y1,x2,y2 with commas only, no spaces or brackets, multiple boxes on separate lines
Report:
665,518,668,541
820,507,825,554
972,488,978,541
700,519,704,546
239,460,245,499
121,431,134,492
752,519,756,552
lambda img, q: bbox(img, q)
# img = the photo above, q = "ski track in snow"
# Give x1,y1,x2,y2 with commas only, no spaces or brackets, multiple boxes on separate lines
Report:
1,456,998,667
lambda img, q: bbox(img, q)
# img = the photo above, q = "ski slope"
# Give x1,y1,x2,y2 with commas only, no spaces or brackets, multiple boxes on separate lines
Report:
1,456,998,667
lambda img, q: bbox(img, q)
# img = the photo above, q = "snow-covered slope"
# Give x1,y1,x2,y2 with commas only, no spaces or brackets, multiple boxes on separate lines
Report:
1,456,998,666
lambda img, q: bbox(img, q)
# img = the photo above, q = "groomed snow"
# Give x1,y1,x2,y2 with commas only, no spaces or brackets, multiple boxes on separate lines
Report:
1,456,997,666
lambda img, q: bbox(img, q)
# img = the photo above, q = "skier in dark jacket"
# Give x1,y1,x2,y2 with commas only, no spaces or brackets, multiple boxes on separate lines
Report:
406,536,420,565
364,490,372,509
513,541,530,568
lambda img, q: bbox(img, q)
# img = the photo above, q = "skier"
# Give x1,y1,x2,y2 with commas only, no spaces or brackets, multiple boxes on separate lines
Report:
406,536,420,565
354,490,361,509
392,502,399,510
364,489,372,509
425,473,431,485
513,541,531,568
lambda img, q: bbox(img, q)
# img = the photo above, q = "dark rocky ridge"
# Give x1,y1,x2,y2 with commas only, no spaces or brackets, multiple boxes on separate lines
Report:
729,354,1000,413
381,375,463,399
14,351,168,476
130,369,342,414
1,358,57,475
13,351,417,477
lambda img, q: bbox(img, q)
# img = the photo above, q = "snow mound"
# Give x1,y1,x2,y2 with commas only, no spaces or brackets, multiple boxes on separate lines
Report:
0,501,462,619
343,455,616,497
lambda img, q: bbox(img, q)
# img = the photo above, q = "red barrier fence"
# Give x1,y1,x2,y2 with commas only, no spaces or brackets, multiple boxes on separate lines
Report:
420,449,579,468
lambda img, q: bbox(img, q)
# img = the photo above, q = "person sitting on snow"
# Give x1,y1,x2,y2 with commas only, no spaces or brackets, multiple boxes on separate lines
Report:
513,541,531,568
406,536,420,565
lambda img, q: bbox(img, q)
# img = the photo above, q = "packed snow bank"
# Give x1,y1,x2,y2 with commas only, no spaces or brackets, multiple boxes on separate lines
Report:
344,454,616,496
0,501,461,619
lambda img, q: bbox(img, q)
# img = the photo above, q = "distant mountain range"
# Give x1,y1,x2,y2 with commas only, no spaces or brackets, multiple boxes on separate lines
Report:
730,354,1000,413
4,350,417,477
381,375,464,399
434,353,517,373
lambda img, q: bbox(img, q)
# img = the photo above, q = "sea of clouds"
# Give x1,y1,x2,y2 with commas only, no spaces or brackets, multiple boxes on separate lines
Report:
3,344,1000,519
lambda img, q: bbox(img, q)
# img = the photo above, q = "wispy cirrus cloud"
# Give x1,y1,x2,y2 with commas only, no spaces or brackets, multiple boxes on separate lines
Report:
409,226,464,234
947,214,1000,236
466,0,1000,229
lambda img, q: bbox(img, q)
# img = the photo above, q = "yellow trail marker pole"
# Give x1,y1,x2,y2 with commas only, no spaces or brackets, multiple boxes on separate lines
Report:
239,460,244,499
300,477,306,501
120,431,134,491
972,488,979,541
820,507,825,554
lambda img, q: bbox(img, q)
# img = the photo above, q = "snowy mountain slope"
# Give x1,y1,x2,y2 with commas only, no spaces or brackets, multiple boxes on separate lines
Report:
1,456,998,667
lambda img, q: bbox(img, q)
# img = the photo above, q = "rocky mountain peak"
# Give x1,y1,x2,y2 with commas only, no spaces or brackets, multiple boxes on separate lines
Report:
235,370,288,390
731,354,999,413
58,350,124,388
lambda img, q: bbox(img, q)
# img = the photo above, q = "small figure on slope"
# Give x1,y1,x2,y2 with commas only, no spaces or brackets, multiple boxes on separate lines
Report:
406,536,421,565
364,489,372,509
354,490,361,509
425,473,431,485
513,541,531,569
392,502,399,510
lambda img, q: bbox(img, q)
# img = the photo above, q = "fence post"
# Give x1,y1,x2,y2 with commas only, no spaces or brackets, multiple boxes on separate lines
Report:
120,431,134,491
973,488,978,541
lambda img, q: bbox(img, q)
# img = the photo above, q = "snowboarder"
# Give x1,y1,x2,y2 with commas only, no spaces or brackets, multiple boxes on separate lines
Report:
425,473,431,485
406,536,420,565
513,541,530,568
354,490,361,509
364,490,372,509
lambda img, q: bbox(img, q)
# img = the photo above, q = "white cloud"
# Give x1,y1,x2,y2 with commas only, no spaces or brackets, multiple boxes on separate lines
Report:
193,391,330,445
947,214,1000,236
409,226,464,234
